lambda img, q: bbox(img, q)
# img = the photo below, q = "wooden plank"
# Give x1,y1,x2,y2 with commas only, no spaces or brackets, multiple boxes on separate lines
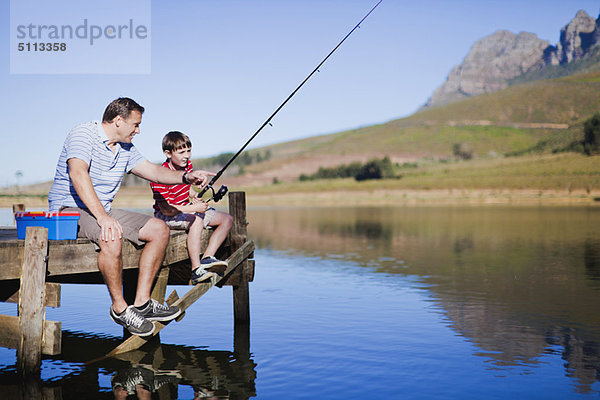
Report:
166,290,186,322
0,242,25,280
247,259,255,282
0,231,192,281
43,283,61,309
3,282,61,308
150,267,170,304
162,232,190,265
105,240,254,357
18,226,49,374
42,319,62,356
0,315,62,356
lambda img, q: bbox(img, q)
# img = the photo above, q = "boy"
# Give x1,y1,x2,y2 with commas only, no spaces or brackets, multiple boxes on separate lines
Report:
150,131,233,284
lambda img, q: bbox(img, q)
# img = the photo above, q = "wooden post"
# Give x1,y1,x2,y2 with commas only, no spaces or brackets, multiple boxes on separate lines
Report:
17,227,49,376
228,192,250,323
151,267,170,304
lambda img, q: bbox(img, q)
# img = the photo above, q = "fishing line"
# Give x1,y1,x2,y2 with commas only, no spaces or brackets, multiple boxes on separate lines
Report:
199,0,384,200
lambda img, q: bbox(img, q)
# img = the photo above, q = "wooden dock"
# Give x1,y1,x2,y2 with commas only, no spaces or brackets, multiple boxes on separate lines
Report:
0,192,255,376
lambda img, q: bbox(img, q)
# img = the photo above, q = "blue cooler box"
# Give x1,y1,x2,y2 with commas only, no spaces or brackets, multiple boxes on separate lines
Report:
15,211,80,240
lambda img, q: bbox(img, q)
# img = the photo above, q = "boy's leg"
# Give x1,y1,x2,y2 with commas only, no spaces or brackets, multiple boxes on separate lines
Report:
158,212,213,284
190,211,232,284
203,211,233,257
186,214,204,269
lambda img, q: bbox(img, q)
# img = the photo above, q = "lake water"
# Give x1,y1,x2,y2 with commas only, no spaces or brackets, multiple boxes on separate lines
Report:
1,205,600,399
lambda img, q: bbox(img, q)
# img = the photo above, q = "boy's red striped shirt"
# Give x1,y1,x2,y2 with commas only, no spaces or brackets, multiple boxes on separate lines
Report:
150,160,193,212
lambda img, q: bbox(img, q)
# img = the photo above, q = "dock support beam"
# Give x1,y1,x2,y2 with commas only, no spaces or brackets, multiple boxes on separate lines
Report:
229,192,251,323
228,192,251,357
17,227,49,376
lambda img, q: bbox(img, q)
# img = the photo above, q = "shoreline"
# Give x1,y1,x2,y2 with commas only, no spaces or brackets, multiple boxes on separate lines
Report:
243,188,600,207
1,188,598,209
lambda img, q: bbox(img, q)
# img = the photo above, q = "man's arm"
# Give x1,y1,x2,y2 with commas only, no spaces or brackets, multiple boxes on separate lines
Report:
68,158,123,241
132,160,214,186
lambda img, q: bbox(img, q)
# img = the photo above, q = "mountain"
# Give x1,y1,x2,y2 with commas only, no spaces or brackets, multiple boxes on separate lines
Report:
134,10,600,190
424,10,600,109
205,69,600,187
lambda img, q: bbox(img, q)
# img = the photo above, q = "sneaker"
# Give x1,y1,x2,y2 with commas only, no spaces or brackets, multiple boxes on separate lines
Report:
191,267,215,284
151,369,181,392
200,256,228,275
112,366,154,394
136,299,182,322
110,306,155,337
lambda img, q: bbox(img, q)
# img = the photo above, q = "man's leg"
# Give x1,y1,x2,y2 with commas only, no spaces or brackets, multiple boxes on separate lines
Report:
98,237,127,313
135,218,170,306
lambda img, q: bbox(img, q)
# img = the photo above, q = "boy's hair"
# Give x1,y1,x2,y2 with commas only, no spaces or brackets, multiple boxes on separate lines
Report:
162,131,192,152
102,97,145,123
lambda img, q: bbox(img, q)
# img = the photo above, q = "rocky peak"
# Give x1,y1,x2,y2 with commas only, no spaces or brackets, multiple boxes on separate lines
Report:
424,10,600,109
546,10,596,65
424,30,548,108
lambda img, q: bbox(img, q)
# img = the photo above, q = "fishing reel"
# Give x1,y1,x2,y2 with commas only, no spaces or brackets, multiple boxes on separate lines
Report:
206,185,228,203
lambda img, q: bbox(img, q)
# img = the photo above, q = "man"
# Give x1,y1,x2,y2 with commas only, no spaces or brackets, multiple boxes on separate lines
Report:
48,97,215,337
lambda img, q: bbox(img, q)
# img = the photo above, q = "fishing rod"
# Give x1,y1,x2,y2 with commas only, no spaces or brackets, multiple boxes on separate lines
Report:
200,0,384,202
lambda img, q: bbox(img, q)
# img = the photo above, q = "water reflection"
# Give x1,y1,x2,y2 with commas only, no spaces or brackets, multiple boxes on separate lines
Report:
584,239,600,282
248,206,600,393
0,330,256,399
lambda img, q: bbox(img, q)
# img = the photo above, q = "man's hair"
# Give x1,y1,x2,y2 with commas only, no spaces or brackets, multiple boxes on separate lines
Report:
162,131,192,152
102,97,145,123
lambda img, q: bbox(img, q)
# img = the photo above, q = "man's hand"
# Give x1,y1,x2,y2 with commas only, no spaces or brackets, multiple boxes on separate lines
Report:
187,170,216,188
96,214,123,242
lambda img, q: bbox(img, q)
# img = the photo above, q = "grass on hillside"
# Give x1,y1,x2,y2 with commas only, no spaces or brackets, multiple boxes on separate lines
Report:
242,153,600,194
409,70,600,126
196,70,600,177
237,124,551,177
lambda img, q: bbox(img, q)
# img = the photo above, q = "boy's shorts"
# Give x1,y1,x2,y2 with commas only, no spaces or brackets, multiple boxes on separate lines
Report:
61,207,152,247
154,208,217,230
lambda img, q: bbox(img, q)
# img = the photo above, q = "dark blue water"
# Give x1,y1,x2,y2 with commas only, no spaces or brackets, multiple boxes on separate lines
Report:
1,206,599,399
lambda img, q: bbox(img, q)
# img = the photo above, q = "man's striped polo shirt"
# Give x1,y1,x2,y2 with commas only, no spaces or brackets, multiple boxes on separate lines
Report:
48,121,145,212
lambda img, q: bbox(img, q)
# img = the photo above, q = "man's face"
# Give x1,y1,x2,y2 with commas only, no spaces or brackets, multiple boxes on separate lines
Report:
166,146,191,170
114,110,142,143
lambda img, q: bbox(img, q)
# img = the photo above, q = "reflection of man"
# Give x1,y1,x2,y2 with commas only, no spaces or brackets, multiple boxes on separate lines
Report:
48,97,215,337
112,365,181,399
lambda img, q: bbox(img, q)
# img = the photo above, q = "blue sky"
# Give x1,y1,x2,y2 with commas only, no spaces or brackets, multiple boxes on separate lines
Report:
2,0,599,186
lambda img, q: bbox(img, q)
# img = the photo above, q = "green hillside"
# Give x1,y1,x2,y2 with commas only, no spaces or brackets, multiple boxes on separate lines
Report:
408,70,600,126
189,69,600,197
220,70,600,165
509,46,600,86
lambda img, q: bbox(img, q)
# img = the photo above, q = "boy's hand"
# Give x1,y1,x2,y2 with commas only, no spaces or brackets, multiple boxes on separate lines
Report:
190,197,209,213
187,170,216,187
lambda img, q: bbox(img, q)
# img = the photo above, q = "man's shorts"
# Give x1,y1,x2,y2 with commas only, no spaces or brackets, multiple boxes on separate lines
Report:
154,208,217,230
61,207,152,247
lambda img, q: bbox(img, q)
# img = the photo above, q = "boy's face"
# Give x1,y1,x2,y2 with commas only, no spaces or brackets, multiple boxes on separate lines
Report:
165,146,191,170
